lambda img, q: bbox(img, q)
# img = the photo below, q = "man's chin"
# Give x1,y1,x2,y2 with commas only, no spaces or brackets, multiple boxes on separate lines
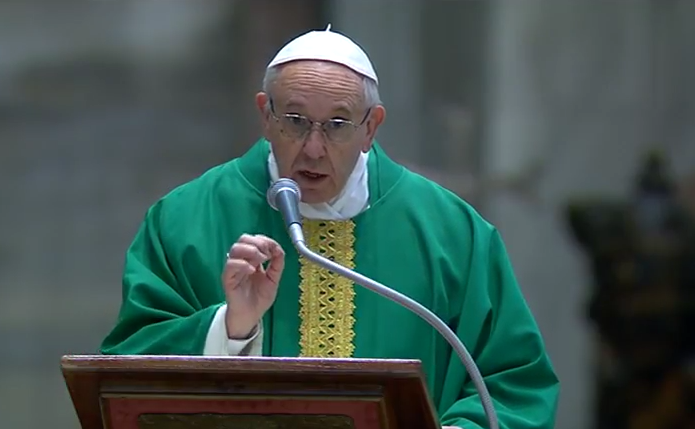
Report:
294,177,337,204
299,188,336,205
300,195,332,205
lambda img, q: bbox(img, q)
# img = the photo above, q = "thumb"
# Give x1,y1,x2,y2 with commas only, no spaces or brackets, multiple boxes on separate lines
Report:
264,244,285,284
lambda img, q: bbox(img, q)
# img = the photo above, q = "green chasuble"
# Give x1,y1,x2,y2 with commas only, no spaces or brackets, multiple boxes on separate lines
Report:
101,139,559,429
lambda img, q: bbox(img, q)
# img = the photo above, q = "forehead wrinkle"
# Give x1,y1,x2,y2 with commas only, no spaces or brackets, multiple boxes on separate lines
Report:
273,61,364,117
282,97,355,119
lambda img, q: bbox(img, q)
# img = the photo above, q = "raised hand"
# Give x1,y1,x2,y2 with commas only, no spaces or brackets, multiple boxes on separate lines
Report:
221,234,285,339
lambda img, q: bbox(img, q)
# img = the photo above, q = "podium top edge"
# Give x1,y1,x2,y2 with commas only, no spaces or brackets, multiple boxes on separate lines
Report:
60,355,424,375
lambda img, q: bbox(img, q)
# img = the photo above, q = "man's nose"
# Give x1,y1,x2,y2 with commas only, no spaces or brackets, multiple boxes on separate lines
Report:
302,128,327,159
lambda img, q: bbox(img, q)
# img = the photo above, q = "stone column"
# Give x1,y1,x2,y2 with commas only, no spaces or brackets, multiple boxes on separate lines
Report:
330,0,423,162
482,2,657,428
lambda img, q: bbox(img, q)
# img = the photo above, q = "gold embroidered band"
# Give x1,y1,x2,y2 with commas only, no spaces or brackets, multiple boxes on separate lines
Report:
298,219,357,358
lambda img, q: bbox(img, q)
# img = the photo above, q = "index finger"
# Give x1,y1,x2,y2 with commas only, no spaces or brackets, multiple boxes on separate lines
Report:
243,234,283,257
237,234,271,257
262,236,285,257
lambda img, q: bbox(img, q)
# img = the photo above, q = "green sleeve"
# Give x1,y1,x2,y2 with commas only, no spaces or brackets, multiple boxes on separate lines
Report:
440,229,559,429
100,200,221,355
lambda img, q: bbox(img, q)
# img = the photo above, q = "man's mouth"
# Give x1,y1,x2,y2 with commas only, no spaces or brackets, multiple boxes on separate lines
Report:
298,170,328,181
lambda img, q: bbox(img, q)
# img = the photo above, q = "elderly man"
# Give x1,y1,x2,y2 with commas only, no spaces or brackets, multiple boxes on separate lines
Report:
101,26,559,429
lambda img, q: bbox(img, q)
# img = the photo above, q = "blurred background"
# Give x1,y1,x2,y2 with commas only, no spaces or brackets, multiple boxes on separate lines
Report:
1,1,694,428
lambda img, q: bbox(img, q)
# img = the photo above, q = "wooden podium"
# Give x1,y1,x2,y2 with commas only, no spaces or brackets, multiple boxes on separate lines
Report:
61,355,441,429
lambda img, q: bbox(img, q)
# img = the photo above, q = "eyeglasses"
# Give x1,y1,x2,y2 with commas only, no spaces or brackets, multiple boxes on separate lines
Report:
269,99,371,143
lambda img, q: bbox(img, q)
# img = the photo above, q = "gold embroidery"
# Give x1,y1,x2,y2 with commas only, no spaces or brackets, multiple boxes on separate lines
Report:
298,219,357,358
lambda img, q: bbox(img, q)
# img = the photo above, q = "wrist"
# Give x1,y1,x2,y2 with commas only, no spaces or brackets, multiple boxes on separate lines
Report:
226,318,259,340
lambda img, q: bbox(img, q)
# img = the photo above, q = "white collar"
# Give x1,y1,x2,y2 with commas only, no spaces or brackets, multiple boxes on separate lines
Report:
267,150,370,220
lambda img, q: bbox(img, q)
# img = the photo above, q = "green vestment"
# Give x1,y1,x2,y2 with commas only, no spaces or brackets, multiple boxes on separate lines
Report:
101,139,559,429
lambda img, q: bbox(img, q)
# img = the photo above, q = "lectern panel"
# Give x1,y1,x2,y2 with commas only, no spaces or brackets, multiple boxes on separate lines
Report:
102,395,383,429
61,355,440,429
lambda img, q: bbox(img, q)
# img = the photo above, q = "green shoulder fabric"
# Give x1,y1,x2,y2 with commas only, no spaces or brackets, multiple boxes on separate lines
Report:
99,197,222,355
100,140,275,355
438,226,559,429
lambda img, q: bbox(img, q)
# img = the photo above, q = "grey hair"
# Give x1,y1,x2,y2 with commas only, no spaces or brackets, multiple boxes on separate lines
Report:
262,64,382,110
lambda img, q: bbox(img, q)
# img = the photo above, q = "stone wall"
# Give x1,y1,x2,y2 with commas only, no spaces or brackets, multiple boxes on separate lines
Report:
0,2,322,427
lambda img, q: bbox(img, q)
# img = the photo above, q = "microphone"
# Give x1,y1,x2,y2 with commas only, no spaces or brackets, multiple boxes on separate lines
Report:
266,178,304,245
267,178,499,429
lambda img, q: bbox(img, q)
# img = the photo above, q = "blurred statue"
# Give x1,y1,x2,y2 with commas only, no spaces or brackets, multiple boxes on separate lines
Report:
680,172,695,219
566,150,695,429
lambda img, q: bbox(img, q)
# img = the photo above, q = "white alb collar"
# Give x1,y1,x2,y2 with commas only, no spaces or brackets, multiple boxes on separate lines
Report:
267,150,369,220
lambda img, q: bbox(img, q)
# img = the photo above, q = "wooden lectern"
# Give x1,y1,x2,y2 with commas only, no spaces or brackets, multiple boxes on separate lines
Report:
61,355,441,429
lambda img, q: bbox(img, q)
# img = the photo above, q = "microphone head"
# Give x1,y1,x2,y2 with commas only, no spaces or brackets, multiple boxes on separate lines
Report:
267,178,301,210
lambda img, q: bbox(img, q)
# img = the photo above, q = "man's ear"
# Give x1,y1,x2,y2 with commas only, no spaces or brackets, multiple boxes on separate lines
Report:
256,92,271,135
256,92,270,118
362,105,385,152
